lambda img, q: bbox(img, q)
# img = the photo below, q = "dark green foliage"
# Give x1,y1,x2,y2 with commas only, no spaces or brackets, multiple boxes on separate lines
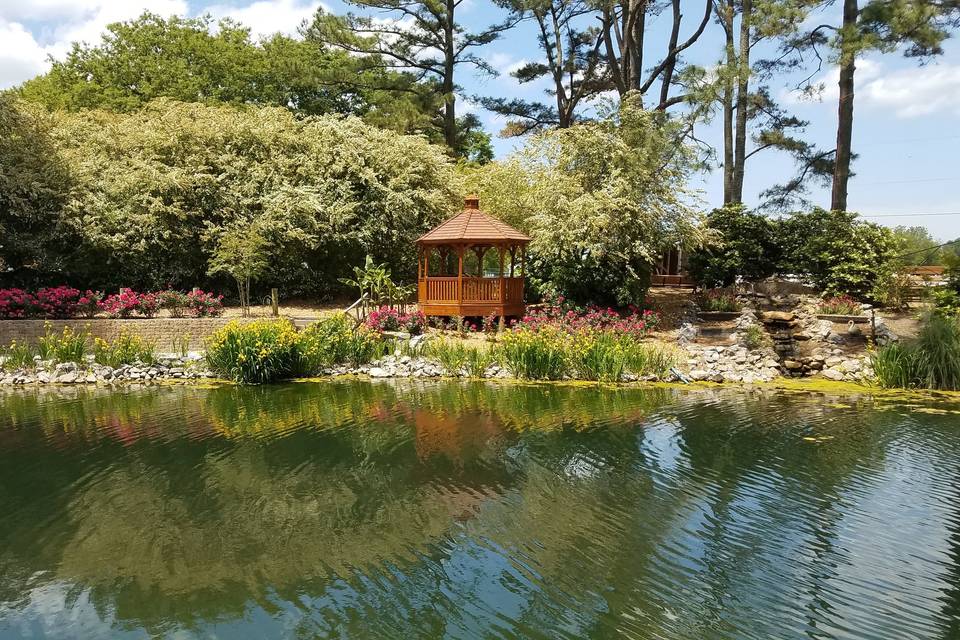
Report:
687,206,780,287
778,209,899,300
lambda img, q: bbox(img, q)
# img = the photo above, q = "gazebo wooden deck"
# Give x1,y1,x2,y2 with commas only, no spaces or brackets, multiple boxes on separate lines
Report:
416,196,530,318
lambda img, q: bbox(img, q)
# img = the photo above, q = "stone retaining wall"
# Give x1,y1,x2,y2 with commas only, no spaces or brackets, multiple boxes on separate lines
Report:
0,317,266,351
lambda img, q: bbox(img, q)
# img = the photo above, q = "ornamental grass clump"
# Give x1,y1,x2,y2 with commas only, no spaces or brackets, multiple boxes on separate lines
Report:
299,314,385,372
569,330,629,382
623,343,677,379
94,331,157,368
497,327,568,380
205,320,300,383
1,341,35,371
871,313,960,391
425,338,469,376
37,323,89,363
567,331,677,382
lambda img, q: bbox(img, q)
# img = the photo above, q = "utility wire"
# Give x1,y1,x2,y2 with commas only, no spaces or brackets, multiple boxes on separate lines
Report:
893,238,960,260
860,212,960,218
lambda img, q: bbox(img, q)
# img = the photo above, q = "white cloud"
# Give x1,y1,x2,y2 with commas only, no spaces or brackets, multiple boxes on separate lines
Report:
487,51,529,77
0,21,49,88
0,0,330,89
787,58,960,118
205,0,325,39
43,0,189,58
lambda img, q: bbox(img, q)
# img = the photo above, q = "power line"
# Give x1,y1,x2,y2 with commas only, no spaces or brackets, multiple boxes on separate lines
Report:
859,177,960,186
894,238,960,260
860,212,960,218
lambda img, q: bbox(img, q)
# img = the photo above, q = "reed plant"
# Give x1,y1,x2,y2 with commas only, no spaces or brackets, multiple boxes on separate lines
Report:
94,331,157,368
299,314,385,372
497,327,568,380
205,320,300,383
425,338,469,376
871,313,960,390
569,331,628,382
172,333,192,357
37,323,89,363
624,343,677,379
465,346,495,378
1,340,35,371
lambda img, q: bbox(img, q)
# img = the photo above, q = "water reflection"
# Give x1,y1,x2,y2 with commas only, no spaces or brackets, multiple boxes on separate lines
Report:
0,381,958,639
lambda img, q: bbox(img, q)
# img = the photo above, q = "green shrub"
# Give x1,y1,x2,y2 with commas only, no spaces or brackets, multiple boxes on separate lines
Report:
742,325,767,350
933,288,960,316
687,205,781,287
205,320,301,383
872,313,960,391
94,331,157,368
778,209,898,300
497,327,568,380
37,323,89,363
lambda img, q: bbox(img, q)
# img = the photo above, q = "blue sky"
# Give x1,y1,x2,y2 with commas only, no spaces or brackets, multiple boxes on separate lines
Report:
2,0,958,239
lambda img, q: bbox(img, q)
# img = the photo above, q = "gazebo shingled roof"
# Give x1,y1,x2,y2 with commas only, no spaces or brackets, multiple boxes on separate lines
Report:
416,197,530,244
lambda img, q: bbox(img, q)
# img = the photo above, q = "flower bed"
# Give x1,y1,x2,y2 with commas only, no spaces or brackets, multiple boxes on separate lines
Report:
817,294,861,316
517,296,660,338
0,287,224,319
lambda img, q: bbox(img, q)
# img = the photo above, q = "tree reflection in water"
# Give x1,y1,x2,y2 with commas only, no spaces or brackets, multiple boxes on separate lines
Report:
0,381,958,639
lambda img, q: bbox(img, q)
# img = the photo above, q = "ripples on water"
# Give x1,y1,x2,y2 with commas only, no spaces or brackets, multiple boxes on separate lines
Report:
1,381,959,639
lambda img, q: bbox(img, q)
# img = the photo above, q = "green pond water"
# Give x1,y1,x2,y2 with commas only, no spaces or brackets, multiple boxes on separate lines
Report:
1,381,959,640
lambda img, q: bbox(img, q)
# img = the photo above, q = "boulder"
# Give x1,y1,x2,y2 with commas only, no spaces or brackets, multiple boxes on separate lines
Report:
761,311,795,323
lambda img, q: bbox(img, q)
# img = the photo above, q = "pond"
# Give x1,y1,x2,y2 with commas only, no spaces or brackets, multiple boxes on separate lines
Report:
1,381,959,639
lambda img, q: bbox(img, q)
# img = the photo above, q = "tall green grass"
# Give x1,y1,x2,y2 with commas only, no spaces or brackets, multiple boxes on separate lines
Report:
499,327,676,382
0,340,35,371
299,314,384,371
424,339,498,377
37,323,89,363
497,328,569,380
872,313,960,390
94,331,156,368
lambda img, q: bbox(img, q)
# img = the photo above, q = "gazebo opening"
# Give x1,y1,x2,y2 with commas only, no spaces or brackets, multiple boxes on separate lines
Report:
416,196,530,319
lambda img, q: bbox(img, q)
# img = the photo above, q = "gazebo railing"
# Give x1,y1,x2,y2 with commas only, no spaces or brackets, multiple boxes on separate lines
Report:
419,277,524,304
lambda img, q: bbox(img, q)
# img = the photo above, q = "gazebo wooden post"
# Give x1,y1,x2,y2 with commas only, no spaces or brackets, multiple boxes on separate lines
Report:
498,245,505,304
457,244,464,305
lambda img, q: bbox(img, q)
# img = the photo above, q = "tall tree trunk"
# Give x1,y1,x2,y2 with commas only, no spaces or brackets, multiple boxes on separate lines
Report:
721,1,735,204
731,0,751,204
831,0,858,212
658,0,682,107
442,0,457,149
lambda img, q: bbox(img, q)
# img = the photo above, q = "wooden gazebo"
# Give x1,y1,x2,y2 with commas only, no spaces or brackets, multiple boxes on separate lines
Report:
416,196,530,318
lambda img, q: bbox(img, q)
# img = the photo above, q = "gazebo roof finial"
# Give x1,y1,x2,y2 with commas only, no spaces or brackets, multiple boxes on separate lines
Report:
464,194,480,209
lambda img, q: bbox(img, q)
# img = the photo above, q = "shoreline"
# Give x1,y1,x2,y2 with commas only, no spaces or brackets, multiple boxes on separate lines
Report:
3,369,960,404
